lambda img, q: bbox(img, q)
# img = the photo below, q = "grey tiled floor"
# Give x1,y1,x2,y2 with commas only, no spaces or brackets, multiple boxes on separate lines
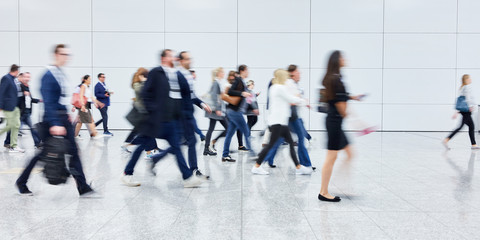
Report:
1,130,480,239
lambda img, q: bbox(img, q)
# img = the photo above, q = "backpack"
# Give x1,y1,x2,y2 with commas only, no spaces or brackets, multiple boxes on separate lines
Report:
41,136,70,185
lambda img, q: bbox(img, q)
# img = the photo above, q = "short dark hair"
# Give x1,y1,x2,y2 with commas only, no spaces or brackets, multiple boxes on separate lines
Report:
161,49,172,58
54,44,67,54
178,51,188,60
287,64,297,73
98,73,105,79
10,64,19,72
238,64,248,73
18,73,24,77
189,70,195,74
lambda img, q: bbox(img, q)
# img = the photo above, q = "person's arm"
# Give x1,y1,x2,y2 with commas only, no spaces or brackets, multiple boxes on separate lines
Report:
94,83,105,100
79,85,87,111
335,101,347,118
228,77,244,97
279,86,306,106
142,70,160,113
465,85,475,108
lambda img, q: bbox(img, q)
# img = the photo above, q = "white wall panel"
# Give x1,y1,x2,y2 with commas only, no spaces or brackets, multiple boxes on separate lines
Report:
93,0,165,32
384,0,457,33
165,33,237,68
458,0,480,33
238,0,309,32
165,0,237,32
383,69,456,104
19,0,91,31
0,33,19,66
311,0,383,33
19,32,91,67
311,33,383,68
384,34,456,68
0,0,18,31
343,103,382,131
457,34,480,69
238,33,309,68
93,32,164,68
383,105,454,131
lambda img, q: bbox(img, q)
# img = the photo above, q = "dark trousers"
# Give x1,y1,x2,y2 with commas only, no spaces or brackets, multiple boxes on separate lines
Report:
448,112,476,145
5,111,41,146
95,106,109,132
247,115,258,134
16,114,91,194
256,124,299,166
151,118,198,171
124,121,192,179
124,128,158,151
205,118,227,149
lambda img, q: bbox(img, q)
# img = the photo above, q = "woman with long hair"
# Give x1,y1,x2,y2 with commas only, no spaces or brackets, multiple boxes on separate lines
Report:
251,69,311,175
203,67,228,156
318,51,363,202
443,74,480,149
73,75,103,139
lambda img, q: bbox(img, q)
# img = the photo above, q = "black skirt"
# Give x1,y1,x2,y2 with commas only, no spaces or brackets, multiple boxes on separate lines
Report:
326,117,349,151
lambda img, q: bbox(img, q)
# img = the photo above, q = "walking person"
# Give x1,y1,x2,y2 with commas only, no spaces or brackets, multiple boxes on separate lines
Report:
73,75,103,139
203,67,228,156
318,50,363,202
251,69,312,175
0,64,24,153
221,65,256,162
94,73,113,136
443,74,480,150
122,49,205,188
4,72,42,148
245,80,259,136
16,44,95,196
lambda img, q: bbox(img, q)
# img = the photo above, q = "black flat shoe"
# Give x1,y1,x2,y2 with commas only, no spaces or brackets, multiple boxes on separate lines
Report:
318,194,341,202
268,164,277,168
222,156,236,162
203,149,217,156
312,166,316,171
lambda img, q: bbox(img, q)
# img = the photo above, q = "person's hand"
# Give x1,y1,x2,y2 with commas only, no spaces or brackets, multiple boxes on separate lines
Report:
39,99,43,102
81,106,87,112
24,91,30,96
216,110,222,116
452,112,459,119
253,109,259,116
50,126,66,136
202,103,212,114
241,92,252,98
256,91,261,97
470,107,474,112
71,107,76,112
105,93,109,97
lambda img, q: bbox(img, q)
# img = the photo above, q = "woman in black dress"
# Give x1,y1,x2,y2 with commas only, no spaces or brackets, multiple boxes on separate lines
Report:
319,51,362,202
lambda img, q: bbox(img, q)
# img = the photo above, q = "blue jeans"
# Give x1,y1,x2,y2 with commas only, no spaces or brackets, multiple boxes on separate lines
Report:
263,118,312,166
222,109,254,157
5,111,41,146
152,118,198,171
124,121,192,180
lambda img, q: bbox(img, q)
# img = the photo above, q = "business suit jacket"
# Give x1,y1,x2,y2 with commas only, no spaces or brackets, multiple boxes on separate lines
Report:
94,82,110,106
0,74,19,111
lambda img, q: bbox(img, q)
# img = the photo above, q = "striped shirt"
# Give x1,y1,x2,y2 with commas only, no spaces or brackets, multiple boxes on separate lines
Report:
162,65,181,99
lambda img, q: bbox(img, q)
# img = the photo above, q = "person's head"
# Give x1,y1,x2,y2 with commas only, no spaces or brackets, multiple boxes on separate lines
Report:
81,74,91,86
10,64,20,77
178,51,192,70
246,80,255,90
189,70,196,79
160,49,174,67
287,64,300,82
54,44,70,67
212,67,225,82
272,69,289,85
97,73,105,82
227,70,236,84
322,50,344,101
21,72,31,85
462,74,472,87
132,67,149,88
238,64,249,79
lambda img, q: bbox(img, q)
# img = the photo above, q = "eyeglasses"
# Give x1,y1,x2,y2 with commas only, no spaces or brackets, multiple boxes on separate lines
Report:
58,53,70,56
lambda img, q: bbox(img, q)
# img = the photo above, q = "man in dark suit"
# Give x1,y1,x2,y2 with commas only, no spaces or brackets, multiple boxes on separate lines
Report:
122,49,205,188
0,64,24,153
94,73,113,136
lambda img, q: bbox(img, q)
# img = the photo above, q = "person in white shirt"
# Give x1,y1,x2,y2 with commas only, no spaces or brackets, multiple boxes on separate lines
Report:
251,69,313,175
73,75,104,139
444,74,479,149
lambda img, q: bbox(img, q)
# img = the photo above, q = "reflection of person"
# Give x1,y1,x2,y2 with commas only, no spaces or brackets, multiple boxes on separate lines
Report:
443,74,480,150
94,73,113,136
16,44,95,196
4,72,42,148
0,64,23,152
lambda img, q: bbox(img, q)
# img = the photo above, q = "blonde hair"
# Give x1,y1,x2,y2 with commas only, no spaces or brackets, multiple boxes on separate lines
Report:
461,74,470,89
212,67,224,82
132,67,148,88
272,69,289,85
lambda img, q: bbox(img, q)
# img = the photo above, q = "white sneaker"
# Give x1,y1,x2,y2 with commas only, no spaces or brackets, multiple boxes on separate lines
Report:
121,145,132,153
9,147,25,153
295,165,313,175
251,165,269,175
208,145,217,153
144,149,159,159
183,175,205,188
91,134,104,140
121,174,141,187
75,135,83,140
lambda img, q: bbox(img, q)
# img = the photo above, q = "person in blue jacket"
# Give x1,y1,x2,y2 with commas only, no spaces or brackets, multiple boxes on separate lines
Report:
94,73,113,136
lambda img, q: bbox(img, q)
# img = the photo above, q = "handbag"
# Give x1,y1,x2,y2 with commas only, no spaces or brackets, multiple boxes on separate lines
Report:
126,106,147,127
455,96,469,112
221,86,241,105
317,88,329,113
71,93,87,108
